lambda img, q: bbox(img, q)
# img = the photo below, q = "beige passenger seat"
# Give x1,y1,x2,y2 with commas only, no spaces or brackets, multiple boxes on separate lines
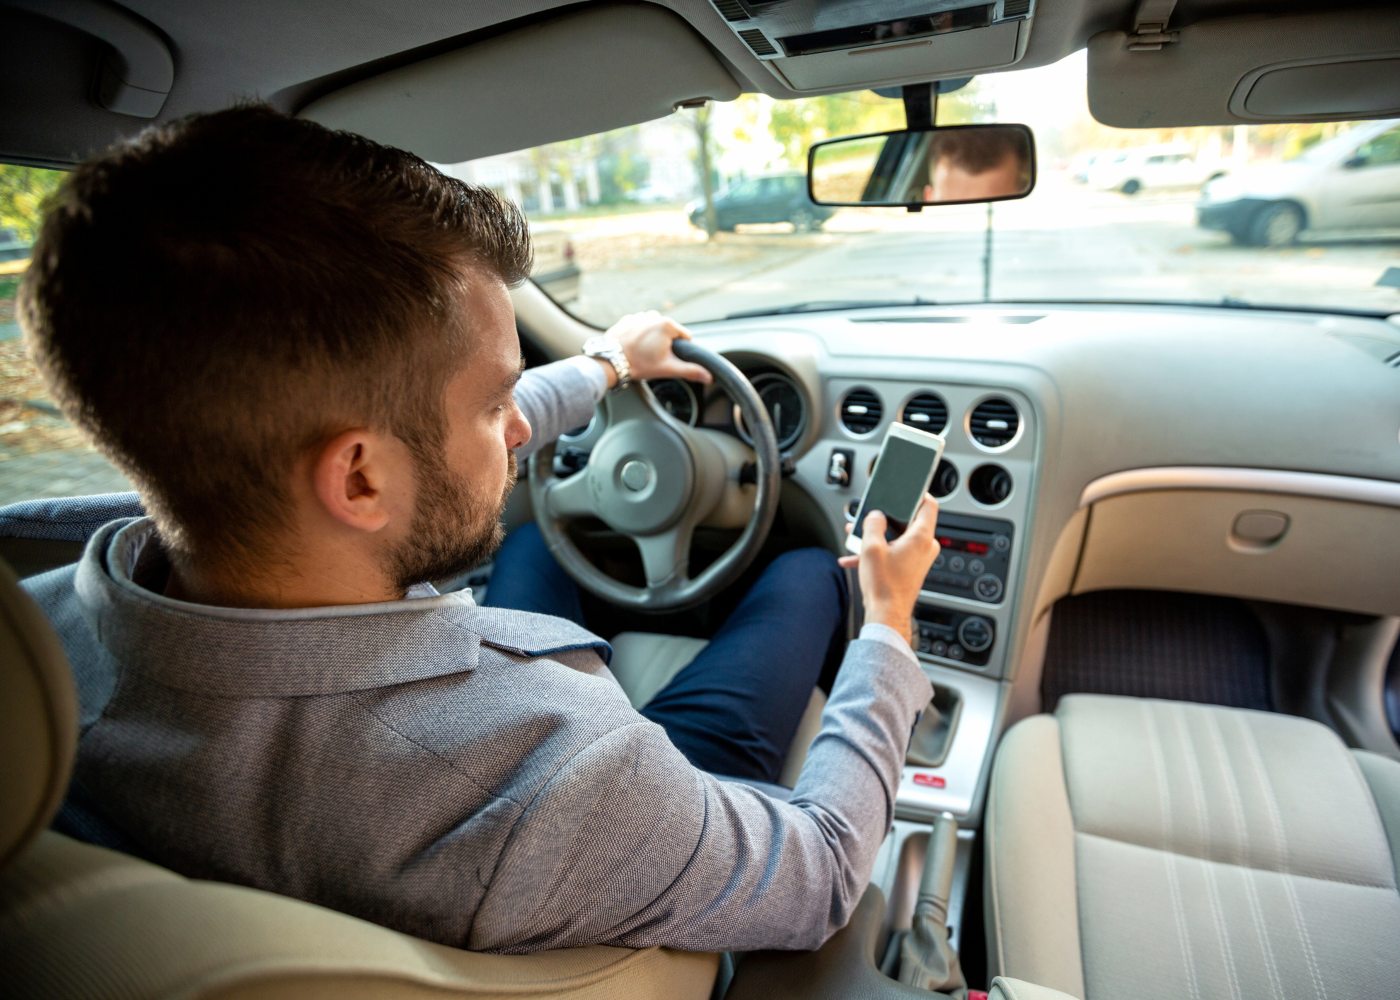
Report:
986,693,1400,999
0,560,719,999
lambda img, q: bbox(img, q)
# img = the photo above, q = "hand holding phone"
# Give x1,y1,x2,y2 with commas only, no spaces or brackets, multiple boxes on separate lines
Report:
839,424,945,642
846,424,946,555
839,495,941,642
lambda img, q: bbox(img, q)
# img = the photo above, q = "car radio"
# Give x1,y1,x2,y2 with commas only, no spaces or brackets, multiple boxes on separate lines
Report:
913,604,996,666
922,512,1013,604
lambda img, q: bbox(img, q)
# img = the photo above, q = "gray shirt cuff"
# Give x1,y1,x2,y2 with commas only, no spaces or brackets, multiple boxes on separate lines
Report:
560,354,610,400
858,622,919,667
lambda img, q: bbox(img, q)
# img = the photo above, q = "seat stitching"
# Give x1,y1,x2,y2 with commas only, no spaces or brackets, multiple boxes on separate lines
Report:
1174,704,1241,1000
1142,702,1200,1000
1340,749,1400,891
1235,713,1328,1000
1209,709,1284,999
1073,831,1396,891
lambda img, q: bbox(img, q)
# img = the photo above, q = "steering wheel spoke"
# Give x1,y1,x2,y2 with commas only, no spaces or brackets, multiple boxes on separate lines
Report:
635,525,693,589
602,382,661,426
542,468,595,520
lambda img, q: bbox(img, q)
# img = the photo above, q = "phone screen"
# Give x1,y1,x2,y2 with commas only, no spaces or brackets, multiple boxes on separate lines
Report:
854,434,941,541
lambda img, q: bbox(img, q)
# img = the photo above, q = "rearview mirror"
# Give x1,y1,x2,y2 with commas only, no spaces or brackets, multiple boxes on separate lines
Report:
808,124,1036,207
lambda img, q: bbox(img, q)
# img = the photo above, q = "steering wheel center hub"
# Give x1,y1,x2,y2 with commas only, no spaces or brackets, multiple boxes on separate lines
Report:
588,422,693,535
620,460,652,492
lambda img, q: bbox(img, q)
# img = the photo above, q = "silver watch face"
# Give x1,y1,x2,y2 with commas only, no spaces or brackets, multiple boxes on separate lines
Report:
583,335,619,356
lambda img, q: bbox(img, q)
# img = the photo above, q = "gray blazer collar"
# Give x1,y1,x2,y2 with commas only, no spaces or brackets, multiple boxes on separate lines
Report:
73,519,607,697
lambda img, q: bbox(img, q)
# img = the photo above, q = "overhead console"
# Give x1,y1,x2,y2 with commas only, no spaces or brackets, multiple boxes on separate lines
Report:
707,0,1036,91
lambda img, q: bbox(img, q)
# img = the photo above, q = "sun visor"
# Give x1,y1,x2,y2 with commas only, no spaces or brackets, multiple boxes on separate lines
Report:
300,4,740,162
1088,11,1400,128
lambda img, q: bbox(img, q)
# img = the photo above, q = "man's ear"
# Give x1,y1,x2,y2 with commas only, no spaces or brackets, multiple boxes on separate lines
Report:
310,429,395,533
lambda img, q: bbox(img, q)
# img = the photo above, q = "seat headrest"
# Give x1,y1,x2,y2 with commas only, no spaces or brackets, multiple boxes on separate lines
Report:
0,558,77,867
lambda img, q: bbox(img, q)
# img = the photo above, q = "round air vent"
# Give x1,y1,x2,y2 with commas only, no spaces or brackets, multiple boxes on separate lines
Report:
931,460,959,499
902,392,948,434
839,388,882,435
969,464,1014,506
969,397,1020,449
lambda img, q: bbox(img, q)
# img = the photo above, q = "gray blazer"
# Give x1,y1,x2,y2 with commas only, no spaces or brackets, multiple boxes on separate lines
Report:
12,359,932,954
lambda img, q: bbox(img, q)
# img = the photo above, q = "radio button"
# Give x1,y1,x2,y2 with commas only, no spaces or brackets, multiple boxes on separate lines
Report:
974,574,1004,602
948,555,966,573
947,644,965,660
993,534,1011,552
930,640,948,657
933,553,946,570
957,616,994,653
968,559,986,576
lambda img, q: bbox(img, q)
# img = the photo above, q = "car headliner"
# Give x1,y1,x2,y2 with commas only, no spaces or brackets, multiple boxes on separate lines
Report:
0,0,1381,167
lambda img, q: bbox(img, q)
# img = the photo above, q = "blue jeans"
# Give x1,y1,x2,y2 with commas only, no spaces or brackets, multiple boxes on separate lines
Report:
483,524,848,785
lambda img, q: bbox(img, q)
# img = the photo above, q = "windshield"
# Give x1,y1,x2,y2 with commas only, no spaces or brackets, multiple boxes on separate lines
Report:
442,51,1400,323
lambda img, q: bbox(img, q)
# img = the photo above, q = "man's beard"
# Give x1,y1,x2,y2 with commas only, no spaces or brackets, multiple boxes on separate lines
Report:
388,449,517,593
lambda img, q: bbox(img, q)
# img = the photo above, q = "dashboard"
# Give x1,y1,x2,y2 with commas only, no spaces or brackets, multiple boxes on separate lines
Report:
554,301,1400,693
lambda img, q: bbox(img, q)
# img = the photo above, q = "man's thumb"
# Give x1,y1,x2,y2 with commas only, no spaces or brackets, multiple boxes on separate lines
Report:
862,509,888,548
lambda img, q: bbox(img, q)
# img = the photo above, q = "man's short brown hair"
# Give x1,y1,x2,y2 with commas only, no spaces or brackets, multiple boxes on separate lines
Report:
20,105,532,568
935,128,1032,188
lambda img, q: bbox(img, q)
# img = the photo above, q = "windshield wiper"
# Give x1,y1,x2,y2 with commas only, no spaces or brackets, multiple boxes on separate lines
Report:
725,297,935,320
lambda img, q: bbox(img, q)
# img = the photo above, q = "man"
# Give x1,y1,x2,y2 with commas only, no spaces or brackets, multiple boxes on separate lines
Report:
10,106,939,953
916,128,1031,203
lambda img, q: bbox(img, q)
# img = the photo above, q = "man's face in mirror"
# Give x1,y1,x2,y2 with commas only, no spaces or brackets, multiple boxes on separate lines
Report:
924,131,1029,203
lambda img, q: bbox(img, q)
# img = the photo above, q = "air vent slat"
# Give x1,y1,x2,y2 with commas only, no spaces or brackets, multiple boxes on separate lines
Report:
969,398,1020,448
712,0,748,22
902,392,948,434
1386,349,1400,369
1002,0,1032,18
840,388,882,434
737,27,778,56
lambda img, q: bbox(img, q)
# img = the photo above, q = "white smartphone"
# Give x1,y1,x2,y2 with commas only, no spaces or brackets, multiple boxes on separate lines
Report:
846,423,946,555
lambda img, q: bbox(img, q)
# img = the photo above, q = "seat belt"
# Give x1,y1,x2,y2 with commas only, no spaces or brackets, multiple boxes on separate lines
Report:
1127,0,1180,51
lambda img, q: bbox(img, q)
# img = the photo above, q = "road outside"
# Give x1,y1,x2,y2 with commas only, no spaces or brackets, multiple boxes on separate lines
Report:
2,171,1398,507
558,172,1400,325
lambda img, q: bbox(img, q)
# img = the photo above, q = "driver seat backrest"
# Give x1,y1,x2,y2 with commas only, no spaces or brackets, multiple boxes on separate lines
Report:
0,559,719,1000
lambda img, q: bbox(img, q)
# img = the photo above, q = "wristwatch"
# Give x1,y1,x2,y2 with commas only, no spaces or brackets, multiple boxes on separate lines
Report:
582,334,632,392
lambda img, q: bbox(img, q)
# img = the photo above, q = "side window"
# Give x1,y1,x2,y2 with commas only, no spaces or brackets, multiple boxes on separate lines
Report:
0,164,132,506
1352,127,1400,168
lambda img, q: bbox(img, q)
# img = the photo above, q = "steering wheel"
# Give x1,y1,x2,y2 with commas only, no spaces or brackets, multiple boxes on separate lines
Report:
529,340,781,612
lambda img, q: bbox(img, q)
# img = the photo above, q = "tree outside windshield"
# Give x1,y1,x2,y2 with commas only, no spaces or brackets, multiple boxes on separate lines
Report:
441,51,1400,324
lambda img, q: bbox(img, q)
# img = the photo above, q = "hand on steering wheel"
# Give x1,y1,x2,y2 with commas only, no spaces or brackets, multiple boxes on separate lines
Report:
529,340,780,612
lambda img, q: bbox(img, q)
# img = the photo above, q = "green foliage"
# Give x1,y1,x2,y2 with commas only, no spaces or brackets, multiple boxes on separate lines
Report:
766,92,905,166
0,164,63,243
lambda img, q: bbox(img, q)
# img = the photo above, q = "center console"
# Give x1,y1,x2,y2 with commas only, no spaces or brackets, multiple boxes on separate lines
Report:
792,376,1039,828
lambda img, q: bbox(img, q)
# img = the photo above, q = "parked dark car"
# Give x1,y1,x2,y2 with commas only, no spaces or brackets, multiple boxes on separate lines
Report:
688,173,835,232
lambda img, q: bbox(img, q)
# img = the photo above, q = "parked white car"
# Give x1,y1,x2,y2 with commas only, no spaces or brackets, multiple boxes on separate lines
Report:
1197,118,1400,246
527,223,580,304
1086,144,1219,195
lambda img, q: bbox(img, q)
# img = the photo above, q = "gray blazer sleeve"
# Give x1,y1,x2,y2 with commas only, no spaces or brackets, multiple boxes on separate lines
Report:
471,637,932,953
513,357,606,462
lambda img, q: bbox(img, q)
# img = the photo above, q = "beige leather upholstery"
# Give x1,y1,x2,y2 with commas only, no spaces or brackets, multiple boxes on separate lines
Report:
609,631,826,788
988,977,1080,1000
0,566,719,999
3,833,716,1000
987,694,1400,1000
0,560,75,869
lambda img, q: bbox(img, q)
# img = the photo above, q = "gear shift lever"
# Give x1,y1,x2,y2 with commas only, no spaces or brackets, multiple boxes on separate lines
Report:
898,811,966,992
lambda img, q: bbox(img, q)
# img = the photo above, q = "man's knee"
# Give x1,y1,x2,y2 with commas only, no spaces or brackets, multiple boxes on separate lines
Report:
764,547,847,613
